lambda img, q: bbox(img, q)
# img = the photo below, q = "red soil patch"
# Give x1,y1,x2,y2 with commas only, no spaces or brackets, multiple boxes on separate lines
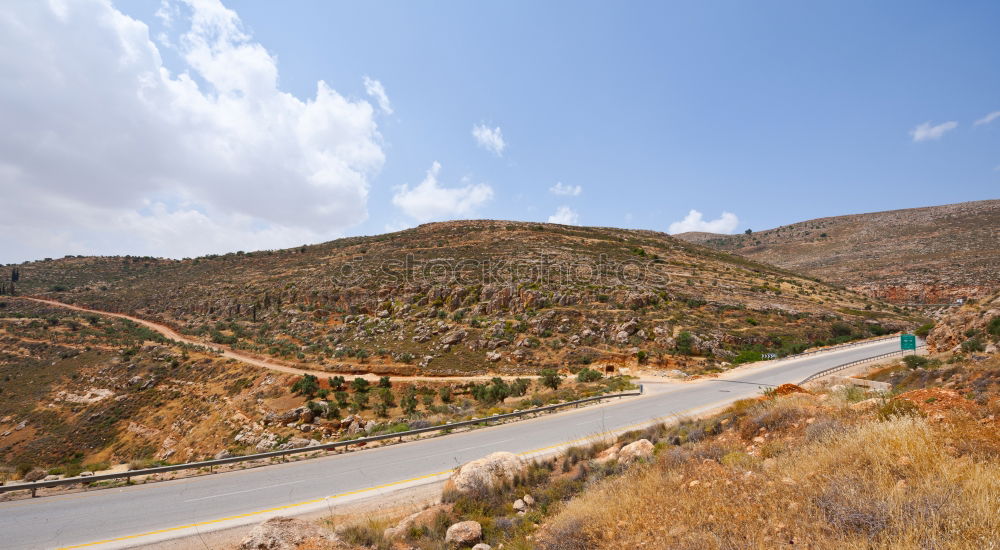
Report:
894,388,980,417
773,384,811,396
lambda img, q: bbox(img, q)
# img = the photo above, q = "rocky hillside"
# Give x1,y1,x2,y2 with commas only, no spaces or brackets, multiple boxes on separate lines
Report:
0,298,629,477
927,291,1000,353
5,221,918,377
676,199,1000,304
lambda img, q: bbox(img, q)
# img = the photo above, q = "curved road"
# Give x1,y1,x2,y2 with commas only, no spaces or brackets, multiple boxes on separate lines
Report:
0,338,903,549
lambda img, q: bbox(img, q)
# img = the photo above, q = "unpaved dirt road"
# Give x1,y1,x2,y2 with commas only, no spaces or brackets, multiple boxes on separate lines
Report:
20,296,509,382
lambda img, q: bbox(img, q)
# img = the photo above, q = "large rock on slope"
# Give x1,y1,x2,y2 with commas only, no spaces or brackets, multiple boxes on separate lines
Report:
445,520,483,546
618,439,654,465
444,452,526,496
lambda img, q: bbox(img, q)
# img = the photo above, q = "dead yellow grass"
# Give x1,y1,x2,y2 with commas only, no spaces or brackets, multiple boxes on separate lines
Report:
540,413,1000,549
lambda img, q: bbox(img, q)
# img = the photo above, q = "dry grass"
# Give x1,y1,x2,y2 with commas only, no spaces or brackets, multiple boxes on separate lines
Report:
538,405,1000,549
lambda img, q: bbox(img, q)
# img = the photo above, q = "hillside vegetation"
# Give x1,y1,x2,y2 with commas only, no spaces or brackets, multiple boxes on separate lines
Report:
0,298,630,478
307,350,1000,550
6,220,917,378
676,200,1000,304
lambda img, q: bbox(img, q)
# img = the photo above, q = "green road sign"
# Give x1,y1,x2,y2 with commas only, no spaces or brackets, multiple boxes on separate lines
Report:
901,334,917,350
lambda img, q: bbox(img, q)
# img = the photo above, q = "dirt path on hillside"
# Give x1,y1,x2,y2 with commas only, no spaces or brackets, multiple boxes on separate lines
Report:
19,297,510,382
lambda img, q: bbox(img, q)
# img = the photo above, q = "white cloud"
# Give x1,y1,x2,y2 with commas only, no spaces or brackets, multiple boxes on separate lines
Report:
0,0,384,263
668,210,739,234
910,120,958,142
472,124,506,156
363,76,393,115
974,111,1000,126
547,206,580,225
391,162,494,222
549,182,582,196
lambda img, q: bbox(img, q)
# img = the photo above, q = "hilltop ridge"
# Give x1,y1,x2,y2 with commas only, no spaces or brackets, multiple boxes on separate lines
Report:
6,220,915,377
676,199,1000,304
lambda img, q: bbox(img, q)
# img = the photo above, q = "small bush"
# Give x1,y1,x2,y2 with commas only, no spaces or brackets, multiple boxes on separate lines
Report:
961,338,985,353
877,398,921,420
576,368,603,383
903,355,930,369
914,322,935,339
987,316,1000,339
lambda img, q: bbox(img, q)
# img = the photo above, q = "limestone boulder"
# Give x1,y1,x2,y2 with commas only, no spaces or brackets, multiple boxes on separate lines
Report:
445,452,525,496
619,439,654,465
445,521,482,546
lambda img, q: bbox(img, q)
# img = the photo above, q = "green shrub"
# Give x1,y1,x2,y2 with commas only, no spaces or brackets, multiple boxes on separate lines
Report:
987,316,1000,339
438,386,453,403
675,331,694,355
291,374,319,397
401,390,418,415
576,368,603,383
877,398,921,420
914,322,935,339
902,355,930,369
540,369,563,390
351,377,370,393
961,338,985,353
732,349,763,365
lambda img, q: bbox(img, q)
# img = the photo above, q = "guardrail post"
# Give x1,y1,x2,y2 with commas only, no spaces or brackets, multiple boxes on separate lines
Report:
31,487,36,498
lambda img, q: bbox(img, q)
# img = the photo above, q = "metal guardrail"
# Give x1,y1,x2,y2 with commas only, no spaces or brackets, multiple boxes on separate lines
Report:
0,387,643,497
786,334,899,358
0,334,902,496
799,344,927,385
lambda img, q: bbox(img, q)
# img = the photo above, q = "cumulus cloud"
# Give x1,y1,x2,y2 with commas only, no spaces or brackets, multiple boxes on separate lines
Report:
547,206,580,225
363,76,393,115
0,0,384,263
974,111,1000,126
549,182,582,196
391,162,494,222
668,210,739,234
910,121,958,142
472,124,506,156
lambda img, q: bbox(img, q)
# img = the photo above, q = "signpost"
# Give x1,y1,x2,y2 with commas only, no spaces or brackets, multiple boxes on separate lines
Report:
901,333,917,353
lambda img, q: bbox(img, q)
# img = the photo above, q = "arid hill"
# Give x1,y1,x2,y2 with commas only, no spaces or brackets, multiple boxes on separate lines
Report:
0,298,628,474
927,291,1000,353
4,221,918,377
676,199,1000,304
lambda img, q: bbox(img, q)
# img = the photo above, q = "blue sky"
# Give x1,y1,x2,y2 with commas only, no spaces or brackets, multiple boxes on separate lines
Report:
2,0,998,262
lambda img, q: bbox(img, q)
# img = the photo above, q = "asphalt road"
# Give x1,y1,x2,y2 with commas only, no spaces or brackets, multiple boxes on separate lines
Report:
0,338,902,549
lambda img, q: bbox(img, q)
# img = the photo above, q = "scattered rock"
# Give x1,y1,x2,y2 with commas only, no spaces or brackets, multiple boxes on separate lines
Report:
214,449,232,460
472,544,493,550
445,520,482,546
513,498,526,512
618,439,654,464
23,469,47,482
383,505,452,540
593,444,621,465
441,329,468,345
849,398,881,412
239,516,334,550
280,437,312,450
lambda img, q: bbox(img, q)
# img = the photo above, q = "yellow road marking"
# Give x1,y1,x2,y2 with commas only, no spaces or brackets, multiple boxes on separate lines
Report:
57,398,731,549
